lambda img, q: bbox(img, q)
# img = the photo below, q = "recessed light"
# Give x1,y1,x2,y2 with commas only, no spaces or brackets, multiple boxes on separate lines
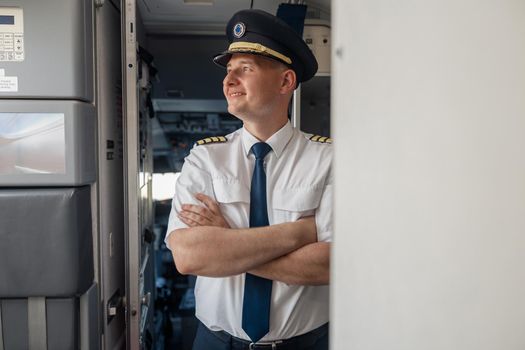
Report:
183,0,214,5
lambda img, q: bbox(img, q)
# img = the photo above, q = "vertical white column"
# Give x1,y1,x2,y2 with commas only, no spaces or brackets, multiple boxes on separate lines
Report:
331,1,525,349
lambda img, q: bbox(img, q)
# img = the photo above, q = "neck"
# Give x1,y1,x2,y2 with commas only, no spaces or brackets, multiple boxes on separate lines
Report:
243,116,288,141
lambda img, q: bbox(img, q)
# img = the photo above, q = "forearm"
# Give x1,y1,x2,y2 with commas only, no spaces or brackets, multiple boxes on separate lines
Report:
168,220,315,277
249,242,330,286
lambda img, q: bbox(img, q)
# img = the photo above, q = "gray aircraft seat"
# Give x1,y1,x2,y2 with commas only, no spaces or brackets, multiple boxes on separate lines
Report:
0,187,93,296
0,187,98,349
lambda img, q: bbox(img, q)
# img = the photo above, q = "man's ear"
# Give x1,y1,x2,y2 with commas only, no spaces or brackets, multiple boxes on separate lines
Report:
280,69,297,94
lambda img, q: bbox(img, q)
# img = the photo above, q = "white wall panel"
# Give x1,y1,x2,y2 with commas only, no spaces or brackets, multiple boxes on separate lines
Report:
332,1,525,349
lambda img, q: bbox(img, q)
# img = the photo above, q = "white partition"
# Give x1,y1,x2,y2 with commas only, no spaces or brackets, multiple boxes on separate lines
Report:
332,1,525,349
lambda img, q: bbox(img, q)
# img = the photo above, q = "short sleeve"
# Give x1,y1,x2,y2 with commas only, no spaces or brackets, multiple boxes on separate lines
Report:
165,149,215,250
315,171,333,242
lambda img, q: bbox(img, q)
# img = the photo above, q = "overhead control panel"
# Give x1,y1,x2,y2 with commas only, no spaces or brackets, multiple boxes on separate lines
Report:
0,1,93,101
0,7,24,62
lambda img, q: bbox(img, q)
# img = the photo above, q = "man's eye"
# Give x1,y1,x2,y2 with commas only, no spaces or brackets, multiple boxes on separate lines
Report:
243,66,251,71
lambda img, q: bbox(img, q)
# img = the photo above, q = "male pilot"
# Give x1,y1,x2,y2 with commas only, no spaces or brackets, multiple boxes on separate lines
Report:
165,9,333,350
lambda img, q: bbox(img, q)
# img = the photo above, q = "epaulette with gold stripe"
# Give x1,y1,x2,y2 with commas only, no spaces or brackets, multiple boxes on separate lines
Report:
196,136,228,146
309,135,332,144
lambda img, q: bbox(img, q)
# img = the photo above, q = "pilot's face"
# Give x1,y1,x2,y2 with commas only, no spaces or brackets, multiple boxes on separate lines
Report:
223,53,285,121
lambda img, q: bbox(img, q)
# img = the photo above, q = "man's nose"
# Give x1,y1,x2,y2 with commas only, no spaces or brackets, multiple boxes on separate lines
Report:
223,71,239,86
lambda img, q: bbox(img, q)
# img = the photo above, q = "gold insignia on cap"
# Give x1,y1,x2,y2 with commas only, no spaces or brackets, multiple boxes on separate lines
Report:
309,135,332,144
229,42,292,65
196,136,228,146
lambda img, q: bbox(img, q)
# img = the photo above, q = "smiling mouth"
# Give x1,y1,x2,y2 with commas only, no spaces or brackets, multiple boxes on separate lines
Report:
229,92,245,97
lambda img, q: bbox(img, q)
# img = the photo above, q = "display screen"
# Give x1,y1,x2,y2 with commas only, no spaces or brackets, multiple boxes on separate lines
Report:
0,15,15,25
0,113,66,175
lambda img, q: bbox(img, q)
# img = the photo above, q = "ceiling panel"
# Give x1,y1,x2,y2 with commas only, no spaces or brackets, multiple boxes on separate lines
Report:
139,0,330,34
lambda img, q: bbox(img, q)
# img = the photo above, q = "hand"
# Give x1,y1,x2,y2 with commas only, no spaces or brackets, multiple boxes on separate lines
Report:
179,193,231,228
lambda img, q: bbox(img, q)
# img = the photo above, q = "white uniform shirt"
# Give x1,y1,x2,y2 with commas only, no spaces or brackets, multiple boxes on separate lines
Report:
166,121,333,341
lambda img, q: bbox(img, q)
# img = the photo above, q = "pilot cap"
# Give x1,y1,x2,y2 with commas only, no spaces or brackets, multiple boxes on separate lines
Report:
213,9,318,83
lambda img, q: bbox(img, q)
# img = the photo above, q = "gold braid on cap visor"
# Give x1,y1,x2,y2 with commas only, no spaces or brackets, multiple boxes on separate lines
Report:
228,42,292,65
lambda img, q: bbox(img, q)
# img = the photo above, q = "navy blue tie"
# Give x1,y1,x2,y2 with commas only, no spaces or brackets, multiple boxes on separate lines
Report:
242,142,273,343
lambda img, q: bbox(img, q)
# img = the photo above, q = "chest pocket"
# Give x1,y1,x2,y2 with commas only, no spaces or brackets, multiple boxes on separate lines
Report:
272,187,323,213
213,180,249,204
212,180,250,228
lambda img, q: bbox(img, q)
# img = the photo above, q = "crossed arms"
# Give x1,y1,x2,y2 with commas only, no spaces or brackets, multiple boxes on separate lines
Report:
167,194,330,286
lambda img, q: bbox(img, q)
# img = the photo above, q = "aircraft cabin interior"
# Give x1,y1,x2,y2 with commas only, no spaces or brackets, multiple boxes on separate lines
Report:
0,0,331,349
4,1,521,350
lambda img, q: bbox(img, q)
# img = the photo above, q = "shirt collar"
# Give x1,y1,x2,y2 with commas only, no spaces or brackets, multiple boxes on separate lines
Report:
241,121,293,159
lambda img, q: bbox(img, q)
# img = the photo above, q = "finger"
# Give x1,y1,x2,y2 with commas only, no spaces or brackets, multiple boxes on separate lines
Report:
181,204,213,221
178,215,200,227
180,209,208,224
195,193,221,213
180,210,210,225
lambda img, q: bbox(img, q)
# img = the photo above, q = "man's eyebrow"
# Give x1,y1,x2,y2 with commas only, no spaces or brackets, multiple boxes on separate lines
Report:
226,59,256,68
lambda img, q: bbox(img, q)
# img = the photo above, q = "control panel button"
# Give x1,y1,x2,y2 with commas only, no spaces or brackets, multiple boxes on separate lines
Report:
0,31,23,61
